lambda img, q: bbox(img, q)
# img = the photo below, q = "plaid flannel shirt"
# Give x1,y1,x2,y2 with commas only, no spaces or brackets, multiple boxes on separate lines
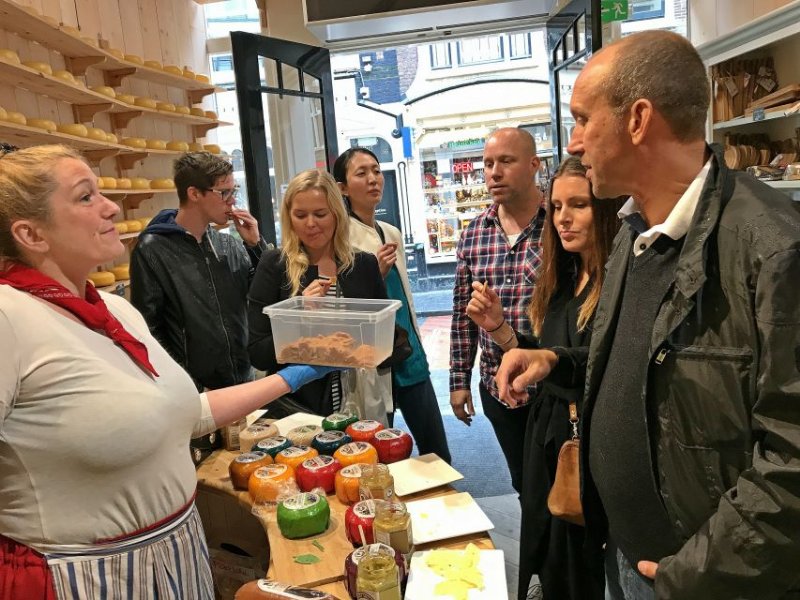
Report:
449,203,544,404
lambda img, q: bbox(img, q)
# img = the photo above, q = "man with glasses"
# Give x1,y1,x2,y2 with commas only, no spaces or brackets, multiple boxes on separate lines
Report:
131,152,267,403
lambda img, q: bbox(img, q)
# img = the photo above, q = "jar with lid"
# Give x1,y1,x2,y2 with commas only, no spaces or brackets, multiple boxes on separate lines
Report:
358,463,395,501
356,544,401,600
372,500,413,556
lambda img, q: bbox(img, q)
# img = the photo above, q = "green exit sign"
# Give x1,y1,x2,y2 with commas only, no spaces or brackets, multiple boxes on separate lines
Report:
601,0,629,23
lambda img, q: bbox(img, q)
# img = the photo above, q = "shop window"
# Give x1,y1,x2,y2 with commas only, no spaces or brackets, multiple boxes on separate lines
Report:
430,42,452,69
456,36,504,66
212,55,233,72
629,0,665,20
349,136,393,163
508,33,532,59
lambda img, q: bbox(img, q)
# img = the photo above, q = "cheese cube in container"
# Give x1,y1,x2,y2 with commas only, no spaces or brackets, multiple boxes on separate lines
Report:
262,297,400,369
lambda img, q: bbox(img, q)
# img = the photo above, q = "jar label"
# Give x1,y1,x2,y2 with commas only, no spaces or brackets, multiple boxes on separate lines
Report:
354,500,376,518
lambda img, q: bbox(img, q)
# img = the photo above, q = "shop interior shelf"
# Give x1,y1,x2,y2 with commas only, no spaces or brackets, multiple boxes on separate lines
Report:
0,59,113,107
713,104,800,130
108,101,230,128
0,120,129,156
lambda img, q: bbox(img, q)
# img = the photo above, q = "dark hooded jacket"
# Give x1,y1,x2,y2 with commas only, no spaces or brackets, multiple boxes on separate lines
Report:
130,209,267,390
577,145,800,599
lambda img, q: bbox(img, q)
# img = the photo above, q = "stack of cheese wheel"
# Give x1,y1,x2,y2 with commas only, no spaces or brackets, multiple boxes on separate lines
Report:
88,271,115,287
110,264,130,280
276,492,330,539
311,430,352,456
275,446,318,471
335,463,365,505
228,451,273,490
248,463,297,504
333,441,378,467
295,455,342,493
371,428,414,464
344,499,376,546
346,420,385,443
287,425,322,447
322,412,359,432
254,436,292,459
239,422,278,453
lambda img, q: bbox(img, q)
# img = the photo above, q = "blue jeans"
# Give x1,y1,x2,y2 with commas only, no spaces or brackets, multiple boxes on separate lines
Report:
605,540,656,600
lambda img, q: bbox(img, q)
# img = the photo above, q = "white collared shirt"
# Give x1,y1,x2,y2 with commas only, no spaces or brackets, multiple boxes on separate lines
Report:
618,158,713,256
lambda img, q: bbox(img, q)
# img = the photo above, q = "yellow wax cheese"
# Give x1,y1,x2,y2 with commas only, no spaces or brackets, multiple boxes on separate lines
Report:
189,107,206,117
116,93,135,105
145,139,167,150
166,141,189,152
52,70,77,84
0,107,7,120
113,222,128,234
130,178,150,190
195,74,211,84
122,137,147,149
107,48,125,60
110,265,130,280
86,127,107,141
56,123,88,137
124,54,143,65
0,49,21,64
174,105,191,115
124,220,143,232
144,60,162,70
90,85,116,98
204,144,221,154
151,178,175,189
27,118,57,132
88,271,115,286
156,102,176,112
5,111,26,125
163,65,182,76
116,178,131,189
22,61,53,75
134,97,157,109
106,133,119,144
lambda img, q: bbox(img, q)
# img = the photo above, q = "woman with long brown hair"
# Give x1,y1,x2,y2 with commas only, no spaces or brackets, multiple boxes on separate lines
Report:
467,156,625,599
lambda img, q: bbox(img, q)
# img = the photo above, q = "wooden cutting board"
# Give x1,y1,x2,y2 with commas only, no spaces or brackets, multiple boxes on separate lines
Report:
747,84,800,111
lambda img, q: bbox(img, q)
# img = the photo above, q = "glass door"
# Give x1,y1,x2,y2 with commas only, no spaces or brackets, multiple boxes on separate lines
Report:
547,0,602,164
231,32,338,244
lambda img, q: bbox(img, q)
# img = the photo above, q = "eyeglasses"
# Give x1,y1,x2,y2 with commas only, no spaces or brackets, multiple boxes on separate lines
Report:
205,186,240,201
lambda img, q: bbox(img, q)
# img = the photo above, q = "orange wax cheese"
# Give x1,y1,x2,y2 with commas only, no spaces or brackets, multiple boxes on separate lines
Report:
345,420,385,443
333,441,378,468
275,446,318,471
335,463,365,505
248,463,296,503
229,451,273,490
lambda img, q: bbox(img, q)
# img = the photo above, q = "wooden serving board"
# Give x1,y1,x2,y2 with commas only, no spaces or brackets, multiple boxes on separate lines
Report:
747,84,800,111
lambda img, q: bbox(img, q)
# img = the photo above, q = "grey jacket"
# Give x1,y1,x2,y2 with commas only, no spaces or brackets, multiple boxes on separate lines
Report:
580,145,800,599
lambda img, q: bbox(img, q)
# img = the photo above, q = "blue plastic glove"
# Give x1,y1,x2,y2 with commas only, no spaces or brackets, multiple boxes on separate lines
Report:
276,364,339,393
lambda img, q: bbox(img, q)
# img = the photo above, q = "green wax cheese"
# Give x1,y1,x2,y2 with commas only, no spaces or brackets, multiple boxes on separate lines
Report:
322,412,359,432
277,492,330,539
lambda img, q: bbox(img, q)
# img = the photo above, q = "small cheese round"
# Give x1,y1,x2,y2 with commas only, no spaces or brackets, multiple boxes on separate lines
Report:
195,73,211,84
88,271,115,286
122,137,147,149
100,177,117,189
163,65,182,76
27,118,57,132
134,97,157,109
86,127,107,141
116,178,132,189
107,48,125,60
312,430,352,456
372,428,414,464
124,54,144,65
287,425,323,447
323,412,359,432
145,139,167,150
277,492,330,539
130,178,150,190
57,123,88,137
110,264,130,280
189,107,206,117
275,446,319,471
204,110,217,120
124,220,142,232
52,70,77,84
239,423,279,453
89,85,116,98
296,455,342,493
203,144,221,154
174,105,191,115
0,49,21,64
116,93,135,105
188,142,204,152
229,451,274,490
156,102,176,112
113,222,128,234
335,463,365,505
344,499,376,546
144,60,162,70
22,61,53,76
5,112,27,125
166,141,189,152
248,463,296,504
150,178,175,189
105,133,119,144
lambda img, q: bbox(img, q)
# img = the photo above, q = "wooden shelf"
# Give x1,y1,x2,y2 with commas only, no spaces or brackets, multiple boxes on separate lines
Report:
115,149,183,169
713,104,800,130
0,120,129,155
103,188,175,208
107,101,230,130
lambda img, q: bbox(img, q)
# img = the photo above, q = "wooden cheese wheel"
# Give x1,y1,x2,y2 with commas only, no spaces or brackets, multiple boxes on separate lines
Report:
144,60,162,70
124,220,142,232
5,112,26,125
174,106,191,115
122,137,147,149
156,102,176,112
130,178,150,190
124,54,143,65
134,97,157,109
188,142,204,152
189,107,206,117
100,177,117,189
163,65,182,76
27,119,57,132
0,49,21,64
145,139,167,150
116,178,132,189
204,144,221,154
195,73,211,84
204,110,218,120
106,133,119,144
88,271,115,287
113,222,128,234
89,85,116,98
107,48,125,60
116,93,135,105
86,127,107,141
52,70,77,84
166,141,189,152
110,265,130,280
229,452,273,490
151,178,175,189
22,61,53,75
57,123,88,137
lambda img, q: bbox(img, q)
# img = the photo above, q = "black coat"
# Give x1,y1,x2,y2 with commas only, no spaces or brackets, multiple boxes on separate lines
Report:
247,248,387,416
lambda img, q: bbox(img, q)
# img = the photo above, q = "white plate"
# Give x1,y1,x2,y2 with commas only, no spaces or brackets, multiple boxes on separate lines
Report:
404,548,507,599
406,492,494,545
269,412,323,437
388,454,464,497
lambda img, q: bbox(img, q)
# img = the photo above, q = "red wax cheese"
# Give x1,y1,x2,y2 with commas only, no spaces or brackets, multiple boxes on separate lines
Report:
345,420,385,442
344,499,376,547
295,455,342,493
371,428,414,464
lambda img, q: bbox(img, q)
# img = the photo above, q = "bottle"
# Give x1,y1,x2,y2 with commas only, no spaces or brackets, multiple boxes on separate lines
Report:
356,544,401,600
372,500,413,556
358,463,395,501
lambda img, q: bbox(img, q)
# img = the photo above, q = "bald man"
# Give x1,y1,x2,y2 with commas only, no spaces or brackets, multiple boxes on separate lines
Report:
449,127,545,495
495,31,800,599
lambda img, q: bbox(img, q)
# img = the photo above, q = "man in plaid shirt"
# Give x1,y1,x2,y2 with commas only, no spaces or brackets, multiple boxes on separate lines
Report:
449,127,545,494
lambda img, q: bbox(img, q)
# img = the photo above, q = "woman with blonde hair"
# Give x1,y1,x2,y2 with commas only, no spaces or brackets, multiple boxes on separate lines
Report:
0,145,334,598
468,156,625,599
248,168,390,418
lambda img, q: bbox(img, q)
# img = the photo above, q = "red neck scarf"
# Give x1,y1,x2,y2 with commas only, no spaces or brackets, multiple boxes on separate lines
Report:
0,262,159,377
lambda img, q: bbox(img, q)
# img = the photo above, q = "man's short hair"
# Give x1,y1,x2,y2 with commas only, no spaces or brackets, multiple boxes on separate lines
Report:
173,152,233,205
601,31,709,142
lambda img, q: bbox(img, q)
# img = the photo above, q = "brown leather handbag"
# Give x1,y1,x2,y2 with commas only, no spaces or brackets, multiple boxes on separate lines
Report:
547,402,585,526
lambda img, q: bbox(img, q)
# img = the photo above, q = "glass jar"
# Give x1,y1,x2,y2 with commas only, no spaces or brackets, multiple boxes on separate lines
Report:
372,500,413,556
356,544,401,600
359,463,395,501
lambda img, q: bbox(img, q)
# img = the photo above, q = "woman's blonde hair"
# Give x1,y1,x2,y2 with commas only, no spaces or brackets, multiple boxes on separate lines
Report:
279,169,354,295
0,144,84,263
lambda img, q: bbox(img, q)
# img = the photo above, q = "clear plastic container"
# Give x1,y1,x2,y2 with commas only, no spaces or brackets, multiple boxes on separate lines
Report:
262,297,401,368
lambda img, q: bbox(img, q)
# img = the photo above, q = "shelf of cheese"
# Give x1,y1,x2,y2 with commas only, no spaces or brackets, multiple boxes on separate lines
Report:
0,119,129,153
107,101,231,128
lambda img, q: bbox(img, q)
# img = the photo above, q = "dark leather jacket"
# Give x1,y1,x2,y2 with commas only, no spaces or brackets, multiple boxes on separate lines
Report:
130,209,267,390
581,146,800,599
